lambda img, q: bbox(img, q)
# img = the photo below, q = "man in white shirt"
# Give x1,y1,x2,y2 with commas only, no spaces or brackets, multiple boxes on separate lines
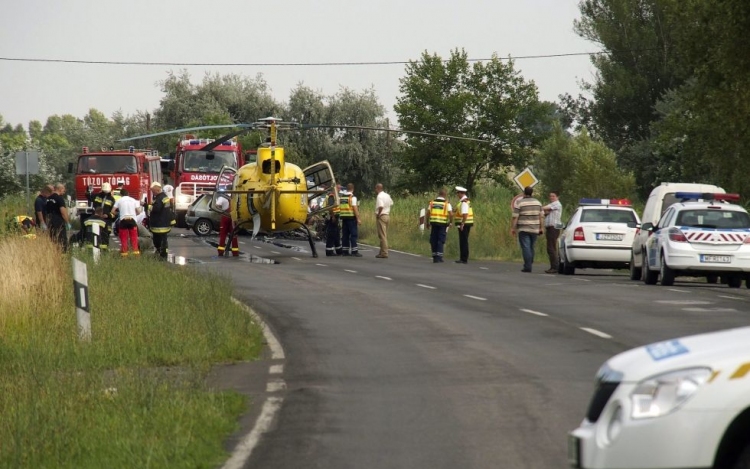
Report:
111,188,142,256
374,183,394,258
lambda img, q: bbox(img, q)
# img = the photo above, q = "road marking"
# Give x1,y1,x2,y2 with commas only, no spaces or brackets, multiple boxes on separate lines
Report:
269,364,283,374
344,269,357,273
520,308,548,317
682,307,737,312
416,284,436,289
254,246,262,249
572,278,591,282
668,288,689,293
271,251,280,254
266,379,286,393
315,263,327,267
479,267,489,270
719,295,742,300
230,297,284,360
580,327,612,339
375,275,392,281
543,283,563,286
464,295,487,301
221,396,283,469
291,257,301,261
656,300,711,305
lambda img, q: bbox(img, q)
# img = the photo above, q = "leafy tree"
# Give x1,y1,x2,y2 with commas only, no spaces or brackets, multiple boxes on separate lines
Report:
535,124,636,205
395,49,550,192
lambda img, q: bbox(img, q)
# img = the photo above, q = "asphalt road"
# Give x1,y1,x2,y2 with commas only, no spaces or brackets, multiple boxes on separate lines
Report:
165,232,750,469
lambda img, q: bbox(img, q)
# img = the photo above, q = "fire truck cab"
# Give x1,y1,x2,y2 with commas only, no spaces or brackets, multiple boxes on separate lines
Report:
72,146,162,220
162,135,245,227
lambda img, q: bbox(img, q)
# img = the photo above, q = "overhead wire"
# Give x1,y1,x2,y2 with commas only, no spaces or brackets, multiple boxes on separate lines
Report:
0,51,614,67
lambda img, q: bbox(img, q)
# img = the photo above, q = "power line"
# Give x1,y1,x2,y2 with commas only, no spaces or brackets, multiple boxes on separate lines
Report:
0,51,607,67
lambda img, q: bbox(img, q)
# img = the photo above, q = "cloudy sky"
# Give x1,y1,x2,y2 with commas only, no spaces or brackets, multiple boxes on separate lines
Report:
0,0,598,128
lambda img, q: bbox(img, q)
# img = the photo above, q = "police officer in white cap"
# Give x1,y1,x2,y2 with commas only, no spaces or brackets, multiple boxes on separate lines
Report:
453,186,474,263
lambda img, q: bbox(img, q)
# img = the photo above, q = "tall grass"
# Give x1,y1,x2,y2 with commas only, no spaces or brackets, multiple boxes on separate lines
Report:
358,185,550,261
0,233,264,468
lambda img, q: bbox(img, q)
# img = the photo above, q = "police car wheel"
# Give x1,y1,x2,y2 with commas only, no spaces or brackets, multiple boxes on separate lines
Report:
629,252,641,281
643,253,659,285
659,252,675,286
727,275,742,289
193,218,213,236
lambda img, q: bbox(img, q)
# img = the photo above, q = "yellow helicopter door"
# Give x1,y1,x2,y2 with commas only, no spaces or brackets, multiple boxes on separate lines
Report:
210,165,237,215
303,160,338,217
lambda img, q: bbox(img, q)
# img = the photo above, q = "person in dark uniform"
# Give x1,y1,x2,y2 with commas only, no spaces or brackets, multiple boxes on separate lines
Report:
425,188,453,263
45,183,71,252
83,207,110,251
325,185,343,256
92,182,117,225
148,182,175,259
34,185,52,231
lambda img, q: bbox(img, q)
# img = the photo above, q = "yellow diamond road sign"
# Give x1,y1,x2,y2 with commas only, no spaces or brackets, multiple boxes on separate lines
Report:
513,167,539,190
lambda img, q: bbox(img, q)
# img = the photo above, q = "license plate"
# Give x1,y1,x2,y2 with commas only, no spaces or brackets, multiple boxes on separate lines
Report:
567,434,581,468
700,254,732,263
596,233,624,241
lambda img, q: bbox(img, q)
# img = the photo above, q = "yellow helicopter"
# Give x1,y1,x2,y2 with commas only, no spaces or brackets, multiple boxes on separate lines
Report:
122,116,488,257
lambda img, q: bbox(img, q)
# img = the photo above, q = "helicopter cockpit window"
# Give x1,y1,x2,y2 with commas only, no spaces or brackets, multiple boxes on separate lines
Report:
262,159,281,174
183,151,237,172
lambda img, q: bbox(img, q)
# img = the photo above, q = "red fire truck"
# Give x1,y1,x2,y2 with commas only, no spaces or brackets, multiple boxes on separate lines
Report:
163,135,246,226
72,146,163,219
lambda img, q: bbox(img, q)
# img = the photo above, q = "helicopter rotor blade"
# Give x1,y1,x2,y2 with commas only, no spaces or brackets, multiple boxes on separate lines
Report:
299,124,490,144
199,128,254,152
118,124,255,142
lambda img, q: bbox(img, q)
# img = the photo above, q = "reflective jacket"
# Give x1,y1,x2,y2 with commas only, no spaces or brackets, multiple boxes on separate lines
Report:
92,191,116,219
429,198,450,224
454,198,474,226
149,192,175,234
339,194,355,218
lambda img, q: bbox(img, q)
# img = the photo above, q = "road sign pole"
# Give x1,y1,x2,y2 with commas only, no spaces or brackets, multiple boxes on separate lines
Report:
73,258,91,341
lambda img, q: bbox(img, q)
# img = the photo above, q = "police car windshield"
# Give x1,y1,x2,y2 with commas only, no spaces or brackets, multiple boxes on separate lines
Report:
78,155,138,174
580,209,636,224
182,151,236,172
676,209,750,229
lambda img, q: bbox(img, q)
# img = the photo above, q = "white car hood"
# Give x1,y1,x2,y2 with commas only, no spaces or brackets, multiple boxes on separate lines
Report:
603,326,750,382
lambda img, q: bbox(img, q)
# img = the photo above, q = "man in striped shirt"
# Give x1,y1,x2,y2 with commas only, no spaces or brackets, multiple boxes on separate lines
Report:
511,186,545,273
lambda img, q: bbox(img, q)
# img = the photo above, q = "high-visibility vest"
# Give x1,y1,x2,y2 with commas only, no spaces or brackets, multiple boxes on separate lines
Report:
83,217,109,249
339,194,355,218
429,199,450,224
454,198,474,226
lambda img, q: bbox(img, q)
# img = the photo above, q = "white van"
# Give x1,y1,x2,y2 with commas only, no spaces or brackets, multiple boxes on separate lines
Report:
629,182,725,280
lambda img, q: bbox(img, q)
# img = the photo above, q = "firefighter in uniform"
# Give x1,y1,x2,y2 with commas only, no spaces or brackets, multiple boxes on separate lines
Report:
325,185,343,256
453,186,475,264
148,182,175,259
216,195,239,257
92,182,117,226
83,207,110,250
425,188,453,263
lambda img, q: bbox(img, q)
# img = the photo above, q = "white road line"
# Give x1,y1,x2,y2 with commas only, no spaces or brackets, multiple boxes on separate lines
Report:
266,379,286,393
572,278,591,282
230,297,284,360
580,327,612,339
520,308,548,317
375,275,392,281
221,396,283,469
254,246,262,249
344,269,357,273
479,267,489,270
416,284,436,289
291,257,301,261
719,295,742,300
656,300,711,305
464,295,487,301
269,364,284,374
543,283,563,286
668,288,689,293
683,307,737,312
239,241,246,245
315,263,327,267
271,251,280,254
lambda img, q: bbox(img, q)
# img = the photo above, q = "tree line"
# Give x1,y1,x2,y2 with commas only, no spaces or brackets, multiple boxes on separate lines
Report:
2,1,748,206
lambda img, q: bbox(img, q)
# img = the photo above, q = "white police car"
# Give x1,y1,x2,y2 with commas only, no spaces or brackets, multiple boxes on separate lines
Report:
558,199,640,275
641,192,750,287
569,326,750,469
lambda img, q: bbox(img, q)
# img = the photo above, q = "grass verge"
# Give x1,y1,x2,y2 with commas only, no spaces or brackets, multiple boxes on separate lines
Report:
0,231,264,469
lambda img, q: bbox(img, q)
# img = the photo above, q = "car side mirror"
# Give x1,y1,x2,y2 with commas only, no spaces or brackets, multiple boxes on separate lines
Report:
641,222,654,231
627,221,639,229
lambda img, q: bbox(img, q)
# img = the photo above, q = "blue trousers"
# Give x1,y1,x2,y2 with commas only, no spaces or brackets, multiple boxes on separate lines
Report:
518,231,538,271
429,224,447,260
341,218,358,253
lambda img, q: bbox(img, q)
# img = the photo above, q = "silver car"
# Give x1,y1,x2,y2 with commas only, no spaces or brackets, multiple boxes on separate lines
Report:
185,194,222,236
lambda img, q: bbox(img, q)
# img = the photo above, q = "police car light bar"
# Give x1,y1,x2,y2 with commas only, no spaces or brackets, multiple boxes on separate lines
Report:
674,192,740,202
579,198,632,206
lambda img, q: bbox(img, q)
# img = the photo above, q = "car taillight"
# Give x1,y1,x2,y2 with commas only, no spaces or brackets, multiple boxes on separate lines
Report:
668,228,688,242
744,236,750,244
573,227,585,241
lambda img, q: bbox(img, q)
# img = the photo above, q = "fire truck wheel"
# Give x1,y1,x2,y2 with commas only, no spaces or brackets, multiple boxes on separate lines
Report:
192,218,213,236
